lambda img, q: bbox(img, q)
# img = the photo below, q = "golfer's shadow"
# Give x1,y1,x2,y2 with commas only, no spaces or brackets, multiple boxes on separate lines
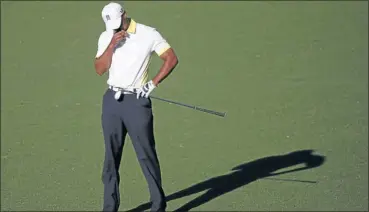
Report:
127,149,325,212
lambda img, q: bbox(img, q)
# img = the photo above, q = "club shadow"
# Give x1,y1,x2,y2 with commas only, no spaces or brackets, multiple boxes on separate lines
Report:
126,149,325,212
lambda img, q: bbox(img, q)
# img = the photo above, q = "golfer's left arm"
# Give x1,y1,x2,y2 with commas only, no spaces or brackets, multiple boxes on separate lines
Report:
152,48,178,86
151,30,178,86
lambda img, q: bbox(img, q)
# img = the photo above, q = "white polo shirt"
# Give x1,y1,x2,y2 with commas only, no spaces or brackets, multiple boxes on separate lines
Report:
95,19,171,89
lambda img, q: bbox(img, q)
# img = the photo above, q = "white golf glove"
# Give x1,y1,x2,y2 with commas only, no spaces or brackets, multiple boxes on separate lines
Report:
136,80,156,99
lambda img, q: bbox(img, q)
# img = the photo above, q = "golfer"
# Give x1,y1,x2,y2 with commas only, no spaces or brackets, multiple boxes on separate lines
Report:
94,2,178,212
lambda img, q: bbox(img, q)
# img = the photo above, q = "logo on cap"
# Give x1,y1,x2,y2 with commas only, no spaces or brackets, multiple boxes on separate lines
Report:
106,15,110,21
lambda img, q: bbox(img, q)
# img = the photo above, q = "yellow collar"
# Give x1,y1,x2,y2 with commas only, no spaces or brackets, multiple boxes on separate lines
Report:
127,19,136,33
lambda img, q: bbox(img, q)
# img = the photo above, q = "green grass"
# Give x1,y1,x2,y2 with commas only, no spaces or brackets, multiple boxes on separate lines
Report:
1,1,368,211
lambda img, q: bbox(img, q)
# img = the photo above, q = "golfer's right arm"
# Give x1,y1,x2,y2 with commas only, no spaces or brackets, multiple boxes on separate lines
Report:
94,43,115,76
94,31,125,76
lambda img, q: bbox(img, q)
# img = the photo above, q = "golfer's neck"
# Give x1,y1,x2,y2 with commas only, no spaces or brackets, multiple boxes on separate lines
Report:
123,18,131,31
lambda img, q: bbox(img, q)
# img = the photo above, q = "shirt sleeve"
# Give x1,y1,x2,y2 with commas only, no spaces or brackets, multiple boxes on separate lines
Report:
95,31,113,58
151,29,171,56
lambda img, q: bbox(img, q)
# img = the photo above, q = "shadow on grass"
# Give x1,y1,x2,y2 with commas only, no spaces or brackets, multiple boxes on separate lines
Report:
127,149,325,211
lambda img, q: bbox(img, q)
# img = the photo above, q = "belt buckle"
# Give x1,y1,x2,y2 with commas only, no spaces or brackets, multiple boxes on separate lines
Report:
109,86,137,95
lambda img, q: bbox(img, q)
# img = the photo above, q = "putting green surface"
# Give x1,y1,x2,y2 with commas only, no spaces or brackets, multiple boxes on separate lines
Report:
1,1,368,211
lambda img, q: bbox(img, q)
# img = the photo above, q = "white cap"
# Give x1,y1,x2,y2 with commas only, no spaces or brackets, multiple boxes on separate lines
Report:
101,2,124,30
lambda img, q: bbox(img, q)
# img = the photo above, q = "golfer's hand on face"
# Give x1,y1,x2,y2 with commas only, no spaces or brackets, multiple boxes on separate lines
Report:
110,30,128,46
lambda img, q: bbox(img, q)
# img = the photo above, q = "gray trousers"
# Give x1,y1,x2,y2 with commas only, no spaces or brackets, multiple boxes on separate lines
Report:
101,89,166,212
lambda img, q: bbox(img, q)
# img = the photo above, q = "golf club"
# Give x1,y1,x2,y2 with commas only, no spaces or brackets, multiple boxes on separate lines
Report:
150,95,226,117
121,89,226,117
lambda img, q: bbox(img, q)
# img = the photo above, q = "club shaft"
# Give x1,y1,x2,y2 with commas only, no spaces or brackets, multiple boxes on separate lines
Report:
150,95,226,117
122,89,226,117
